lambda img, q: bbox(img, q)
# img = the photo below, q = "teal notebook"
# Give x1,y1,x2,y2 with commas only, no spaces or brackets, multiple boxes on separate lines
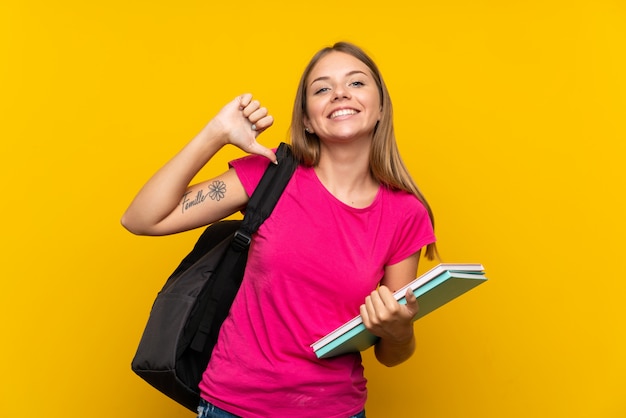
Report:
311,264,487,359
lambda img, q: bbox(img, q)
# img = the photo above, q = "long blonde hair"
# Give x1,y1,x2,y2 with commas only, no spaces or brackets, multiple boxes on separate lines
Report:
290,42,439,260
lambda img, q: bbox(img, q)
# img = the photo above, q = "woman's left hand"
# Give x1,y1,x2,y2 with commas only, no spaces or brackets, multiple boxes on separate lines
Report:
360,286,419,344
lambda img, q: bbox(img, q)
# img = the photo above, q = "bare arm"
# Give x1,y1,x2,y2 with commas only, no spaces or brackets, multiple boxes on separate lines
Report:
360,251,421,367
121,94,277,236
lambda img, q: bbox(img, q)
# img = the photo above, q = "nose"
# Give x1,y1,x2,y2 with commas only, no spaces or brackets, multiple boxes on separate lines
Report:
332,85,351,101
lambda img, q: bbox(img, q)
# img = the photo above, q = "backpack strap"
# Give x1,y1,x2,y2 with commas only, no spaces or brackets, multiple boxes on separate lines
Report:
231,142,298,250
189,143,297,353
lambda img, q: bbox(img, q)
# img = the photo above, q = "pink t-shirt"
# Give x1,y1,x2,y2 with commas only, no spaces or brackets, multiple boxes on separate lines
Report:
199,153,435,418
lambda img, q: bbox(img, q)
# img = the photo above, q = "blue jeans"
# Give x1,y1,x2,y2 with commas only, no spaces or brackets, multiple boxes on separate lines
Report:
197,398,366,418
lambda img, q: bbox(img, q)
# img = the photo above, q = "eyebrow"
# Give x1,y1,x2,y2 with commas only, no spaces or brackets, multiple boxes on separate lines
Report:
309,70,368,86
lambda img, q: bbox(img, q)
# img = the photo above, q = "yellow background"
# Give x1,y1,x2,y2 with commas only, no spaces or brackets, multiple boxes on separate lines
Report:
1,0,625,417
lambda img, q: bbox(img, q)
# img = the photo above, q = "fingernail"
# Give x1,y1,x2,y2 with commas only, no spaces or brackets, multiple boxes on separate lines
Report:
251,124,257,131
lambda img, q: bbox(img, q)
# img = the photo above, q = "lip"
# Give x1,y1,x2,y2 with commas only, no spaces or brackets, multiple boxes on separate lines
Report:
328,107,359,119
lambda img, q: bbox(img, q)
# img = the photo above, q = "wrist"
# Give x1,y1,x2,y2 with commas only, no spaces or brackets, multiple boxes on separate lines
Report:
383,327,415,347
376,333,416,367
386,333,415,347
199,119,229,148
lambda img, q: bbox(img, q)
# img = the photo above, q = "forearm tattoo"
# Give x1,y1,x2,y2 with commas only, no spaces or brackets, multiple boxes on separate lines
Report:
181,180,227,213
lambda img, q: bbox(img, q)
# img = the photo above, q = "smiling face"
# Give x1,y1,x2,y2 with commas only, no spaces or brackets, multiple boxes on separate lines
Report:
303,51,382,143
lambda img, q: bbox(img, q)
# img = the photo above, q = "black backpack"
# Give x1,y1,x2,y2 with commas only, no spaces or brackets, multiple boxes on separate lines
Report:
131,143,298,412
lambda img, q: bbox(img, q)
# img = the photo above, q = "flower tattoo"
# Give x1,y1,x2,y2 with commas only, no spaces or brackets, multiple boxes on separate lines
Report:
208,180,227,201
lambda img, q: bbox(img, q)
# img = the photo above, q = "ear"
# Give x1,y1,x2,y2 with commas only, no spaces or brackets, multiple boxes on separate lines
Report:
303,115,313,133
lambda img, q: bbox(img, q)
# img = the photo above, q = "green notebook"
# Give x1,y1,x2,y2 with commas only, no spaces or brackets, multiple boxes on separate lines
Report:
311,263,487,359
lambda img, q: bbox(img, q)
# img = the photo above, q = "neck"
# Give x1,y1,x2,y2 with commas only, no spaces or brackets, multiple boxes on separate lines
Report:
314,140,379,208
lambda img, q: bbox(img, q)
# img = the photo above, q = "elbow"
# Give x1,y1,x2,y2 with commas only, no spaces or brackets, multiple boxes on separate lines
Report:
120,213,151,236
121,208,173,236
120,215,140,235
375,353,409,368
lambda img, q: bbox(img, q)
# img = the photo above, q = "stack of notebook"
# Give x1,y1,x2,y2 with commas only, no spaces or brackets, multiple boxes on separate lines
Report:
311,263,488,359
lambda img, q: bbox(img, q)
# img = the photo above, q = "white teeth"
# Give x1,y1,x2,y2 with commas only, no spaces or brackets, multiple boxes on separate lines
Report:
330,109,357,119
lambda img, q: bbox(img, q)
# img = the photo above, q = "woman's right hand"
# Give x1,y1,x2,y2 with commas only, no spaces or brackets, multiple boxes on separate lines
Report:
210,93,277,164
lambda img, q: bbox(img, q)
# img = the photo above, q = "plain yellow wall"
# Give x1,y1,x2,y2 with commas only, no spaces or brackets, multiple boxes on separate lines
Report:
2,0,625,417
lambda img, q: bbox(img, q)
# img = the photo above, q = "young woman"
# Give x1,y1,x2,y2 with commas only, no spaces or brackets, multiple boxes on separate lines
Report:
122,42,437,418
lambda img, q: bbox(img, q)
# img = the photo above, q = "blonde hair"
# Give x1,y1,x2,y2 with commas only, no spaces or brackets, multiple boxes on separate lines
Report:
290,42,439,260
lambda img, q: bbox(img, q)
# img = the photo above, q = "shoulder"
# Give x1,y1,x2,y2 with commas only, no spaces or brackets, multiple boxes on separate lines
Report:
381,186,430,219
229,152,272,174
229,152,274,196
381,186,435,264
